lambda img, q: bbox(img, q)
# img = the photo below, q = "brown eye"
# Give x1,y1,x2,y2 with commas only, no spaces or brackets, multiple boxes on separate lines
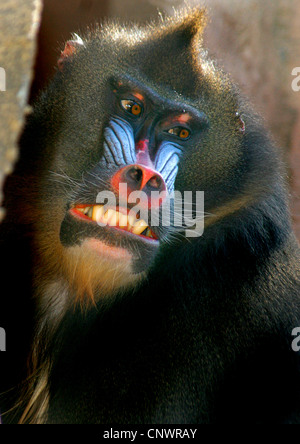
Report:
120,100,142,117
167,127,190,139
132,104,142,116
179,129,190,139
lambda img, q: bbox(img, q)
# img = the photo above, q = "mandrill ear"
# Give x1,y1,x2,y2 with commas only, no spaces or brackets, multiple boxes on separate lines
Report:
57,34,85,71
141,9,208,90
172,8,207,42
160,8,208,51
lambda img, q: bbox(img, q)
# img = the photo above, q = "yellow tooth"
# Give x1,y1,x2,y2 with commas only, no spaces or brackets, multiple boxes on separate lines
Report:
84,207,90,215
132,219,148,235
128,214,136,229
87,207,93,218
147,229,154,238
118,213,128,228
114,211,120,226
143,228,151,238
107,209,119,226
92,205,104,223
76,207,85,213
102,210,110,224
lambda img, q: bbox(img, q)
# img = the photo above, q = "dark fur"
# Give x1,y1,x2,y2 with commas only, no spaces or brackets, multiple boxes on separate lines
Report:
1,9,300,423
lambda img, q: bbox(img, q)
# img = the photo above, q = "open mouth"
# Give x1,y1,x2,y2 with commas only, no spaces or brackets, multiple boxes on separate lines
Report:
71,205,158,241
60,203,161,275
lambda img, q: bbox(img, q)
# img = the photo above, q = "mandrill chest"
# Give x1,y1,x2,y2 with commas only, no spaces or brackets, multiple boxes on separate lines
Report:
45,279,209,424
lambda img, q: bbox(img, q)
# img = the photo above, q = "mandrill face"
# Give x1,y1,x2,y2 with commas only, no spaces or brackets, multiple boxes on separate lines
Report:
50,73,190,298
56,72,210,293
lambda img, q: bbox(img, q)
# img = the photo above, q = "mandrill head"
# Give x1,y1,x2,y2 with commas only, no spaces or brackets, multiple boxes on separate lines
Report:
15,8,274,306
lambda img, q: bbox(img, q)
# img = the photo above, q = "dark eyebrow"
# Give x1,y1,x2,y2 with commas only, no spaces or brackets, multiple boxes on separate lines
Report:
110,75,209,126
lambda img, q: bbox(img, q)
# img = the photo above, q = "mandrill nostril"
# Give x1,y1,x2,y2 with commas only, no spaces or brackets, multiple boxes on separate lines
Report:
147,174,162,190
123,165,165,192
126,166,143,184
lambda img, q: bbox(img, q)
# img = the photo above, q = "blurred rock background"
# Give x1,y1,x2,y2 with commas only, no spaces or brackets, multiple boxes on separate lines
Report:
0,0,300,238
0,0,41,220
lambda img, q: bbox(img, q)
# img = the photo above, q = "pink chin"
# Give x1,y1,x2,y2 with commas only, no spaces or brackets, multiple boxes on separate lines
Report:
83,238,132,261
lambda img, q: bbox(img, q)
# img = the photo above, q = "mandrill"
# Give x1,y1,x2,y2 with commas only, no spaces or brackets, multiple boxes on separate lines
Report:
0,8,300,424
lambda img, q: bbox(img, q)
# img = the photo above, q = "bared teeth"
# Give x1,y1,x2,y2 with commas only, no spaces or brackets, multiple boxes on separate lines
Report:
101,210,110,224
118,213,128,228
132,219,148,235
106,209,119,226
146,228,154,238
127,214,136,230
92,205,105,221
74,205,156,239
87,207,93,218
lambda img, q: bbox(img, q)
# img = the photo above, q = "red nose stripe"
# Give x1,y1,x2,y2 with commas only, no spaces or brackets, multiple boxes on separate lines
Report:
136,139,154,169
135,139,149,152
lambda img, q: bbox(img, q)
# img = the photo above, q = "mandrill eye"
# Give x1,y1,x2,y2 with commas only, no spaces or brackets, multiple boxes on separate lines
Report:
167,127,191,139
120,99,143,117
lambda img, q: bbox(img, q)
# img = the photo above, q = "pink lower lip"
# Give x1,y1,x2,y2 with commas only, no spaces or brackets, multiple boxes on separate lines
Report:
83,238,132,260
